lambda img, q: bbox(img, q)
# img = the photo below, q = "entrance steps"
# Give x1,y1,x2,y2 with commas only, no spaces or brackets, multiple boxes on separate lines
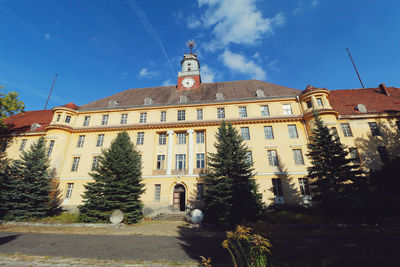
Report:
153,213,187,221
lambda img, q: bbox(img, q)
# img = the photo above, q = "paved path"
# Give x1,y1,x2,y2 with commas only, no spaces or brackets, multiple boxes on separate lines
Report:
0,232,228,266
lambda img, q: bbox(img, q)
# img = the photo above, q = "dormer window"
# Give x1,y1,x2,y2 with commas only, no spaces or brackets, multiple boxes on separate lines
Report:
216,93,224,100
108,100,118,108
144,97,153,105
31,123,41,131
255,89,265,98
180,95,188,103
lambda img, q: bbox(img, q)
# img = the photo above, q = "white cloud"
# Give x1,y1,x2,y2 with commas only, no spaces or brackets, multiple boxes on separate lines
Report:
187,16,202,29
200,64,215,83
162,79,175,86
198,0,284,51
139,68,158,78
44,33,51,39
219,49,266,80
292,0,319,15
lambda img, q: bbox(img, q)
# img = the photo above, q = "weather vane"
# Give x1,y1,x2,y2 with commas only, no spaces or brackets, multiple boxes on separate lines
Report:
187,40,196,54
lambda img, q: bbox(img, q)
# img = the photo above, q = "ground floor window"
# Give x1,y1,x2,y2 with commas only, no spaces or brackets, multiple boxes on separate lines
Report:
298,178,310,196
272,178,283,196
65,183,74,199
154,184,161,202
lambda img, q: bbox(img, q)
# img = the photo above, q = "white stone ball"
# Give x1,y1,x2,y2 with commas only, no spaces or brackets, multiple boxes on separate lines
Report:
191,209,204,224
110,209,124,224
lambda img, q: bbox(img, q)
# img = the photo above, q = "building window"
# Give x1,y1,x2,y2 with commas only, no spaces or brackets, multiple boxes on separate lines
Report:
298,178,310,196
175,154,186,170
92,156,100,170
396,120,400,130
137,132,144,145
377,146,390,164
65,115,71,123
282,104,293,115
139,112,147,123
288,125,299,138
217,107,225,119
158,133,166,145
246,151,253,164
96,134,104,147
196,153,205,168
120,114,128,124
197,109,203,120
160,111,166,122
77,135,85,148
19,139,27,151
101,115,109,125
196,131,205,144
368,122,381,136
331,127,339,139
261,105,270,117
267,150,278,166
240,127,250,140
47,140,55,157
264,126,274,140
71,157,80,172
83,116,90,126
316,98,323,107
293,149,305,165
197,183,204,200
272,178,283,196
177,110,186,121
157,155,165,170
56,114,61,122
239,106,247,118
341,123,353,137
349,148,361,163
65,183,74,199
154,184,161,202
177,132,186,144
306,100,312,109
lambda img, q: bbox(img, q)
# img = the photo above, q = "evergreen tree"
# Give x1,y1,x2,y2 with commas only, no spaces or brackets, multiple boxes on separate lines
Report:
1,137,54,220
307,111,365,216
79,131,145,224
204,122,262,227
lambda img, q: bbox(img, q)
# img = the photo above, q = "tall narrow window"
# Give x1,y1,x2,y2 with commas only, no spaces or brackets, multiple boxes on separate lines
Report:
267,150,278,166
71,157,80,172
19,139,27,151
175,154,186,170
331,127,339,139
197,183,204,200
137,132,144,145
158,133,166,145
65,183,74,199
92,156,100,170
47,140,55,157
101,115,109,125
177,132,186,144
240,127,250,140
217,107,225,119
368,122,381,136
154,184,161,202
56,114,61,122
349,148,361,163
246,151,253,164
139,112,147,123
120,114,128,124
282,104,293,115
298,178,310,196
341,123,353,137
65,115,71,123
292,149,305,165
288,125,299,138
196,153,205,168
306,100,312,109
157,155,165,169
272,178,283,196
377,146,389,164
83,116,90,126
160,111,166,122
196,131,205,144
260,105,270,117
316,98,324,107
264,126,274,140
197,109,203,120
77,135,85,148
96,134,104,147
239,106,247,118
177,110,186,121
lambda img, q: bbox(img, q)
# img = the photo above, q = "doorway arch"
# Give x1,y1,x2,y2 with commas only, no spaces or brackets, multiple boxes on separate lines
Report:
173,184,186,211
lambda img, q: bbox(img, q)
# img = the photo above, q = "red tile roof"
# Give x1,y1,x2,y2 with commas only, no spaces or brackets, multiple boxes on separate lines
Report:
3,110,54,133
61,102,79,110
329,86,400,115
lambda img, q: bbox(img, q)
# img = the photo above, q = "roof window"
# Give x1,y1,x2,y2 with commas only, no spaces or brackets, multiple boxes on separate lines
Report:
216,93,224,100
255,89,265,98
31,123,41,131
144,97,153,105
108,101,118,108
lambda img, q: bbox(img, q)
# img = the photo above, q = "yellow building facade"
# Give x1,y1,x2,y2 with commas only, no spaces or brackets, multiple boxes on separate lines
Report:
4,52,400,215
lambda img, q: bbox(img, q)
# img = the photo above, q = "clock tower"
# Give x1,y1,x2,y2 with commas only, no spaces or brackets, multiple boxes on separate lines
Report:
177,40,201,90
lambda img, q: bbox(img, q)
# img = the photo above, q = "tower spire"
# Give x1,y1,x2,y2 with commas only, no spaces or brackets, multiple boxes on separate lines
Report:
187,40,196,54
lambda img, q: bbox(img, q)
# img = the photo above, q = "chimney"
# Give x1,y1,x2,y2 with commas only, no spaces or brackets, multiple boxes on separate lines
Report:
379,83,390,96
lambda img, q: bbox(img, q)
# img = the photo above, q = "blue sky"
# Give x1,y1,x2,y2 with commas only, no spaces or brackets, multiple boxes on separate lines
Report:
1,0,399,111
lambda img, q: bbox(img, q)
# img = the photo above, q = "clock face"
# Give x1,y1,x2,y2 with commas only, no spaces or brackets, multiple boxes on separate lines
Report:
181,77,195,88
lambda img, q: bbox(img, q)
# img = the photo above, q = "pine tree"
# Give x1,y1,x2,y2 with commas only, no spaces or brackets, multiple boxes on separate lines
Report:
79,131,145,224
1,137,54,220
204,122,262,227
307,111,364,216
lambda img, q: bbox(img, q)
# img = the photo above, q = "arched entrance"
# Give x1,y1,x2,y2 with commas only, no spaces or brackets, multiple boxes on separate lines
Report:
173,184,186,211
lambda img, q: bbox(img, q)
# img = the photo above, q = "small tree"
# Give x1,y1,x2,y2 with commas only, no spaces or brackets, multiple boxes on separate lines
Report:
79,131,145,224
0,85,25,127
0,137,54,220
204,122,262,227
307,111,365,217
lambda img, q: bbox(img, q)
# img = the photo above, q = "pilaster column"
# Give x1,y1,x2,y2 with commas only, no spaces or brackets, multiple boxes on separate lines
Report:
166,130,174,175
187,129,194,175
322,95,331,109
311,95,318,108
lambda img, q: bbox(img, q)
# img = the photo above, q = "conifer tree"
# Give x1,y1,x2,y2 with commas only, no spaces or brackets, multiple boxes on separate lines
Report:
1,137,54,220
79,131,145,224
204,122,262,227
307,111,364,216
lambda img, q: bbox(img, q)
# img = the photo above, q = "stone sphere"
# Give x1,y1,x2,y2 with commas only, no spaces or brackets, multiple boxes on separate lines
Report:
110,209,124,224
190,209,204,224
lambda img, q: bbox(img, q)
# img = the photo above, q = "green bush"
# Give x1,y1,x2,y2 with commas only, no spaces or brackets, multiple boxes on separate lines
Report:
38,212,80,223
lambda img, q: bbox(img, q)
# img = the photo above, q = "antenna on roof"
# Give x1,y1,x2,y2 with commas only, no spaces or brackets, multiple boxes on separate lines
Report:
44,74,58,110
187,40,196,54
346,48,365,88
